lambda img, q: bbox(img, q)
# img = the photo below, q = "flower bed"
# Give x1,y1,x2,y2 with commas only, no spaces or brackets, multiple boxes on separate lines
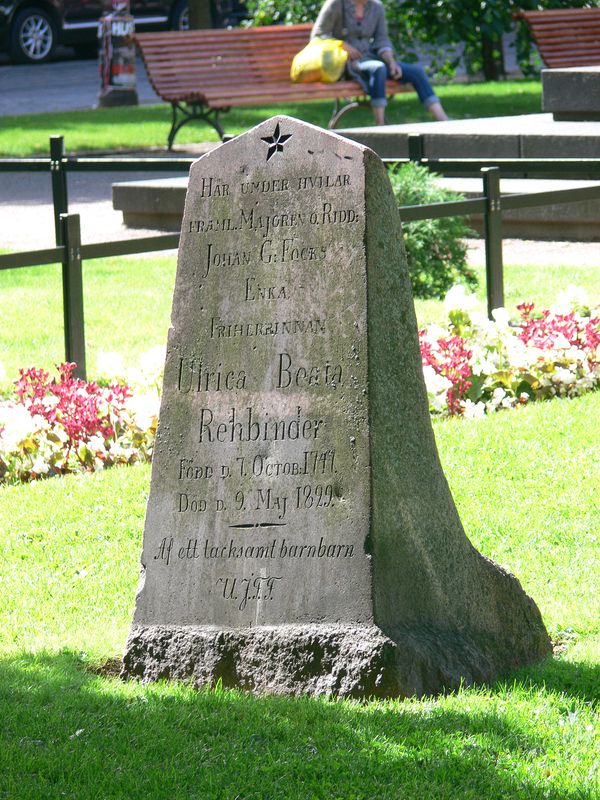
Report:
0,354,161,485
421,286,599,417
0,290,598,484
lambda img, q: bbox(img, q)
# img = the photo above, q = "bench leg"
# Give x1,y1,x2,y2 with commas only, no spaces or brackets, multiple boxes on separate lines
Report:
167,103,229,149
329,94,398,128
329,97,369,128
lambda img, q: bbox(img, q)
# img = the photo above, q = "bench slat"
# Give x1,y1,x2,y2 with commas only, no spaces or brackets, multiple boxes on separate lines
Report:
516,9,600,67
135,24,415,145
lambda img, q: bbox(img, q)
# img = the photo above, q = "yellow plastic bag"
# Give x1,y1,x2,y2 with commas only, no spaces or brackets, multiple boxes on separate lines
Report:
290,38,348,84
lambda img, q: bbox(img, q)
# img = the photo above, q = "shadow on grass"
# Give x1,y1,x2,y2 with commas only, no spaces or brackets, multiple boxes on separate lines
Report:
0,650,596,800
508,653,600,704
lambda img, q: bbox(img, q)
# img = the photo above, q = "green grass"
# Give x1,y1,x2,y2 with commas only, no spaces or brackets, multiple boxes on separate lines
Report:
1,255,598,388
0,81,542,156
1,180,599,795
0,393,598,799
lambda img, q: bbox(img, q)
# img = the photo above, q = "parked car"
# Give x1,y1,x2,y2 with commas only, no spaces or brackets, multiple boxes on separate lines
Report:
0,0,246,63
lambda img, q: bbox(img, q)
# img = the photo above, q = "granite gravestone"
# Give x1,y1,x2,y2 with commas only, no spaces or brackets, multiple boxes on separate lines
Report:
122,116,551,697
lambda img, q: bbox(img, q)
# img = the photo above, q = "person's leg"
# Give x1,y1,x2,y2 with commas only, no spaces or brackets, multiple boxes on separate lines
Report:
397,62,449,121
356,59,388,124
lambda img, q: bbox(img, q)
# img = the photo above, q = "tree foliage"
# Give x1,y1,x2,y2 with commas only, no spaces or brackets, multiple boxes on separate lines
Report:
187,0,212,29
388,163,477,300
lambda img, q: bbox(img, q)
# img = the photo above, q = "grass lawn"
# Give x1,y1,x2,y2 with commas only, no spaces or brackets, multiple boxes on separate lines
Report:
0,250,599,798
0,390,598,799
1,255,599,388
0,80,543,156
1,83,599,792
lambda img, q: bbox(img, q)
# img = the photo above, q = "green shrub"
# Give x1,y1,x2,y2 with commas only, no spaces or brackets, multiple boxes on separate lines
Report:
244,0,321,25
388,162,477,300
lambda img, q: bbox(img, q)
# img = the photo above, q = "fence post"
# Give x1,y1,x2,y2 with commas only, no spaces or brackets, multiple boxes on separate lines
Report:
61,213,86,379
407,133,424,163
482,166,504,318
50,135,68,246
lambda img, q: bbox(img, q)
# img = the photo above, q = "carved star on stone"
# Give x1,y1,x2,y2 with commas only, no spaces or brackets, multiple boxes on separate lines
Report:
261,123,292,161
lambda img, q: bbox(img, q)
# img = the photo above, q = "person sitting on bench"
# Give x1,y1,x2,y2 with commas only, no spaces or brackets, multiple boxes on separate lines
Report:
312,0,449,124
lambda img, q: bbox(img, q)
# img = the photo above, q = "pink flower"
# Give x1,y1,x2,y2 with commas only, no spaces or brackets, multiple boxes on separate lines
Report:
13,362,132,472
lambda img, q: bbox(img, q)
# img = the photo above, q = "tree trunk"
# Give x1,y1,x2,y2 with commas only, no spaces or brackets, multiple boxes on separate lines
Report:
481,32,505,81
188,0,213,29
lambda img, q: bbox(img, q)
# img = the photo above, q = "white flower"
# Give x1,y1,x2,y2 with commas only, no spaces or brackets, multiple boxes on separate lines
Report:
470,344,498,376
463,399,486,419
491,307,511,327
564,346,587,364
140,346,166,381
87,435,107,454
125,391,160,432
42,394,59,409
0,404,38,452
422,365,453,396
503,338,531,371
31,456,50,475
553,367,576,385
469,310,491,329
97,351,126,381
424,323,447,341
108,442,135,460
553,332,572,351
486,387,509,412
444,284,478,313
576,374,596,391
551,285,589,315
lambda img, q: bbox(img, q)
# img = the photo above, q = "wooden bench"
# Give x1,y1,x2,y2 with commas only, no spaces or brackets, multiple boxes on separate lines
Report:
135,23,406,148
515,8,600,68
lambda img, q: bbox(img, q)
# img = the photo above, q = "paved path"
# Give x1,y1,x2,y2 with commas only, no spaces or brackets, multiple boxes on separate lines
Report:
0,144,215,250
0,55,159,116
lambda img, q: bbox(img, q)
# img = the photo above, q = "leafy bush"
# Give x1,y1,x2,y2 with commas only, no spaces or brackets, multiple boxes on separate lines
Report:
244,0,321,25
387,162,477,300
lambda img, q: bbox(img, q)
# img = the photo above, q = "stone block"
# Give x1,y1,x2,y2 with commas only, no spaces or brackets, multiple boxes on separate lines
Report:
120,116,552,699
542,66,600,121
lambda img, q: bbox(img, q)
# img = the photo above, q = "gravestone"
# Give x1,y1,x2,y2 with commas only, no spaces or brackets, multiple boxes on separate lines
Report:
122,116,551,697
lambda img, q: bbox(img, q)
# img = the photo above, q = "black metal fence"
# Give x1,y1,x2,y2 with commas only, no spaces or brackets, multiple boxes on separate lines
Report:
2,133,600,380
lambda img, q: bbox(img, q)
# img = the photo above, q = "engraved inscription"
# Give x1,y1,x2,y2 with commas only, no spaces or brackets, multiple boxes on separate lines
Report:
216,574,282,611
177,357,247,393
235,450,335,478
198,407,324,444
244,278,287,302
203,242,251,277
140,119,371,629
153,535,355,567
210,317,327,339
277,352,342,389
188,203,360,239
199,177,230,198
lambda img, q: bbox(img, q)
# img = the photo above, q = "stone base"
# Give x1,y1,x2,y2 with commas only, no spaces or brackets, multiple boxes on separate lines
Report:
553,112,600,122
542,66,600,122
98,88,139,108
122,623,550,698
